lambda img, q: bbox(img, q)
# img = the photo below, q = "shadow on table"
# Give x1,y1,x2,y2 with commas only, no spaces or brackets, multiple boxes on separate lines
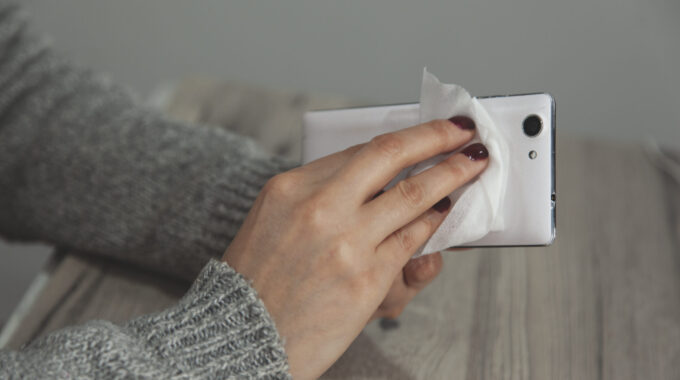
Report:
322,332,414,380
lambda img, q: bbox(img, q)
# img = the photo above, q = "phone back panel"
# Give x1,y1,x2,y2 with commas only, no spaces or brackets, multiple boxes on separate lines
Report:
303,93,555,247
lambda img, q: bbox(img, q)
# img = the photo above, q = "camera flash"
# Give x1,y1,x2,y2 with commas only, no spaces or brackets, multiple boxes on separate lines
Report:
529,150,537,159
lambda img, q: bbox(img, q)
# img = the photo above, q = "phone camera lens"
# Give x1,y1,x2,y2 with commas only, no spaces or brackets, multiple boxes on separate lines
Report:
523,115,542,137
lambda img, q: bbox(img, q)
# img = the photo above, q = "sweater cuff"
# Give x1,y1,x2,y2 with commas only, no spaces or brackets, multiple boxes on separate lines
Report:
152,139,297,281
125,259,291,379
194,150,296,257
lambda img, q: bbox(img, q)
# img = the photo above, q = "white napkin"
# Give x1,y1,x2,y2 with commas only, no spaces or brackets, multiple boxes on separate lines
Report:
407,69,510,256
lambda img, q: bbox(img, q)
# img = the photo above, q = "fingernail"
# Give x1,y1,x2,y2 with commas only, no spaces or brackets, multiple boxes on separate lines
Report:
433,196,451,213
461,143,489,161
448,116,475,130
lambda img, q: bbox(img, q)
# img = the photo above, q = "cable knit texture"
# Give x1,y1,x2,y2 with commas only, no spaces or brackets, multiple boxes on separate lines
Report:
0,2,294,378
0,260,291,379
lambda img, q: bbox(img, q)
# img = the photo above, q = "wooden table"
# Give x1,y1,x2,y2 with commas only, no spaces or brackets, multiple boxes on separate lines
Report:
1,80,679,379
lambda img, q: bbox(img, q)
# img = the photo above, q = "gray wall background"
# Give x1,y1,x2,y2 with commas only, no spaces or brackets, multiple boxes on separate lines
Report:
2,0,679,326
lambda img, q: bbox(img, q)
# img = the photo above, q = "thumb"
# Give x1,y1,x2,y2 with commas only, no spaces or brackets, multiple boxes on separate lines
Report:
403,251,443,290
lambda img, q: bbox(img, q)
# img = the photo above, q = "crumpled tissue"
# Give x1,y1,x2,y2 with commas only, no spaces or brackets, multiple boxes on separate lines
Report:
405,69,509,256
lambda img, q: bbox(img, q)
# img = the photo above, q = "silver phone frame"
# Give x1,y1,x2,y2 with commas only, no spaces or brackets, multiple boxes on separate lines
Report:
470,92,556,248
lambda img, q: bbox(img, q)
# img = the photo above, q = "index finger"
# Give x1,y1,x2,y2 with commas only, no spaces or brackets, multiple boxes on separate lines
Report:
331,116,476,203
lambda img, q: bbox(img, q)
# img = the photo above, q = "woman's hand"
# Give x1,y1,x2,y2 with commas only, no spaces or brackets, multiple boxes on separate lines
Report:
223,117,488,379
371,251,444,321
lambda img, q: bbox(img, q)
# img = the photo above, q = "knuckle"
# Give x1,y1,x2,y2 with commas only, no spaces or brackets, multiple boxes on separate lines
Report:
297,196,328,230
407,254,443,284
264,173,298,197
370,133,403,159
396,179,425,208
393,227,416,252
415,258,439,282
327,237,356,274
443,158,468,179
419,215,436,236
426,119,455,144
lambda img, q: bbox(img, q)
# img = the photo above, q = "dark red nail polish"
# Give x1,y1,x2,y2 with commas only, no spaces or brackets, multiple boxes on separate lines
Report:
448,116,475,130
461,143,489,161
433,196,451,213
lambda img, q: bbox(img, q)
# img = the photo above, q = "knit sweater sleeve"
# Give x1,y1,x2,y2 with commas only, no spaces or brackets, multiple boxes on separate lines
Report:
0,3,295,281
0,259,291,379
0,4,295,378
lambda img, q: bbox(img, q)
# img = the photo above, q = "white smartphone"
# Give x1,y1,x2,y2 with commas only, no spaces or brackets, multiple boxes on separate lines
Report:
302,93,556,247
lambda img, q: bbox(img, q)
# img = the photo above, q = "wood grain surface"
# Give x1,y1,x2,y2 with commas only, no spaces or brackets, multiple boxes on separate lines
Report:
324,137,680,380
3,80,679,379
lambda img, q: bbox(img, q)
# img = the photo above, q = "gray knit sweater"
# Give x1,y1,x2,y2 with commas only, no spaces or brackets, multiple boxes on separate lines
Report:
0,3,294,379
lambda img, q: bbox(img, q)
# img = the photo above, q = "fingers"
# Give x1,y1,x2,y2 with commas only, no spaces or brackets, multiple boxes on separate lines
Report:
371,252,443,320
362,143,489,243
333,117,476,202
370,271,412,321
374,195,452,272
303,143,365,181
403,251,443,290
